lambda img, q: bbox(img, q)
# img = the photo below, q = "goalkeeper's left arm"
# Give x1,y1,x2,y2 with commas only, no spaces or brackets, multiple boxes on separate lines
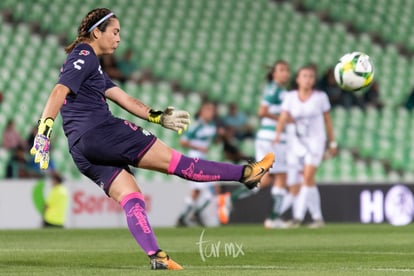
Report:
105,86,190,134
30,84,70,169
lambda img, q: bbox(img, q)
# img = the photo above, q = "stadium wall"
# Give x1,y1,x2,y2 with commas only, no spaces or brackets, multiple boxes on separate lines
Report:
229,183,414,226
0,179,413,229
0,177,191,229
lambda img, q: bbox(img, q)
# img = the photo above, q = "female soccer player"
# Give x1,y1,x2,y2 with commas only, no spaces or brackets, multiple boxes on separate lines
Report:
256,60,301,228
218,60,299,228
275,65,337,228
177,101,219,227
30,8,274,270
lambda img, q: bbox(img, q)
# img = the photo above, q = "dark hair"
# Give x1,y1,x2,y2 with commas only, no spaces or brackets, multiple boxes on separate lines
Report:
266,59,289,82
6,119,14,127
195,101,215,119
65,8,117,53
297,64,317,76
291,64,317,90
51,172,64,184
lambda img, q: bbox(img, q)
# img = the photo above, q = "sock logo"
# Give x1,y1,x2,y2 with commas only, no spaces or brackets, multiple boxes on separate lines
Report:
127,203,152,234
181,161,221,182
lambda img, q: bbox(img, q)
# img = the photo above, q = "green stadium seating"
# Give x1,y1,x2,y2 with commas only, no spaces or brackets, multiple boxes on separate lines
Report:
0,0,412,183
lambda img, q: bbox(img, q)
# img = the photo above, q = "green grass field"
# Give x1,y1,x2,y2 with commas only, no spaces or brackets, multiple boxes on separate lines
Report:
1,224,413,275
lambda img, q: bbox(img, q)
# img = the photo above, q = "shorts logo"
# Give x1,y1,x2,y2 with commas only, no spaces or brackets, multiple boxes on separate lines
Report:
99,181,105,189
142,129,151,136
124,120,138,131
79,50,90,56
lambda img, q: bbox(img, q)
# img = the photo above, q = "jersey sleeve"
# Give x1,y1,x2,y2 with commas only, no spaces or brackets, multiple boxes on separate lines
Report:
320,92,331,112
261,84,272,106
281,93,292,112
57,48,96,94
103,72,117,90
262,83,280,106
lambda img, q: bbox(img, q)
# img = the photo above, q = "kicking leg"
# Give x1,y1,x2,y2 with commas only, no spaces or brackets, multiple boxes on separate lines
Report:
138,140,274,189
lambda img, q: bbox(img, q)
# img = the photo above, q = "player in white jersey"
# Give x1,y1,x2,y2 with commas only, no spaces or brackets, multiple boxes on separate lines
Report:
177,102,219,226
218,60,297,227
275,65,337,228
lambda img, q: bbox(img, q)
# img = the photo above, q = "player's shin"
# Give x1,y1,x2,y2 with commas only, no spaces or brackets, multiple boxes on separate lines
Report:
269,186,286,219
307,186,323,221
120,192,159,256
293,186,309,222
167,150,243,182
280,192,294,214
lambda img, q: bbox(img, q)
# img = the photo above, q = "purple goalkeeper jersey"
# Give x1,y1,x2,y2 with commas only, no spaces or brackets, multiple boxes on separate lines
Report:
58,43,116,149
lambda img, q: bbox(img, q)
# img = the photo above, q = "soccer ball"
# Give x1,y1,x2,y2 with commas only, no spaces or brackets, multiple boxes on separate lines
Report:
334,52,374,92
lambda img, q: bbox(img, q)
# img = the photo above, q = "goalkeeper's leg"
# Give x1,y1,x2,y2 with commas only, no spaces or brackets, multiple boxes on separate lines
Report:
138,140,274,190
109,170,183,270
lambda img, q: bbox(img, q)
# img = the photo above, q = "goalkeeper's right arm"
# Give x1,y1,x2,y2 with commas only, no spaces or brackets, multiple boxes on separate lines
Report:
30,84,70,170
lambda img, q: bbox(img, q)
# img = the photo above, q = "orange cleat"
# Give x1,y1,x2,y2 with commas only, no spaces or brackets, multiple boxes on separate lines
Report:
240,152,275,189
149,250,183,270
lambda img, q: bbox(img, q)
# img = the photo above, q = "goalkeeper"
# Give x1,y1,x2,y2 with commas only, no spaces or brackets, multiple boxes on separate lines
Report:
30,8,274,271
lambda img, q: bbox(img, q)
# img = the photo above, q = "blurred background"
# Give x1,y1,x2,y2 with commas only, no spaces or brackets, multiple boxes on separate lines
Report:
1,0,414,227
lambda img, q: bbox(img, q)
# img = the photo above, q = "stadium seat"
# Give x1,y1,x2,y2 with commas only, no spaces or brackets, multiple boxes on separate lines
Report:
354,160,371,183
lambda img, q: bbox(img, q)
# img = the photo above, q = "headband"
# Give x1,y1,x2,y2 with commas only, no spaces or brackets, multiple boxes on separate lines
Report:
88,12,114,33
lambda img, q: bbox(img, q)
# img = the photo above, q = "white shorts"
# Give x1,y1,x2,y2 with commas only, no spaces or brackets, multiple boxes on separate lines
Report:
255,139,287,174
284,137,325,185
286,160,303,186
288,137,326,168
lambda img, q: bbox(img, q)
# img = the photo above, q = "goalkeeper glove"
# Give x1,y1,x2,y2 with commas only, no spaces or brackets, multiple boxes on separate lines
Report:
148,106,190,134
30,117,54,170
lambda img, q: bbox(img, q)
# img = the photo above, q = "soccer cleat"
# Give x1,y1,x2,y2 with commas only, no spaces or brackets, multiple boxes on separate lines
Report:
264,218,287,229
308,220,325,229
176,216,188,227
285,219,301,229
149,250,183,270
217,192,232,224
240,152,275,189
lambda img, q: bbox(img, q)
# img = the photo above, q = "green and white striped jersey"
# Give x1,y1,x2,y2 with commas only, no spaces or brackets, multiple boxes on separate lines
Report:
181,119,217,158
256,81,287,141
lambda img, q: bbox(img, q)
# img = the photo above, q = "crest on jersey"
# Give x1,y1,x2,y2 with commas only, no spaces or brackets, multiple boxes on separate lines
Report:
79,50,90,56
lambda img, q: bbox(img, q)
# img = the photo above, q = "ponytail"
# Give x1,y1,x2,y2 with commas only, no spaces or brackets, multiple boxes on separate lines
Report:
266,66,273,82
65,37,82,54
